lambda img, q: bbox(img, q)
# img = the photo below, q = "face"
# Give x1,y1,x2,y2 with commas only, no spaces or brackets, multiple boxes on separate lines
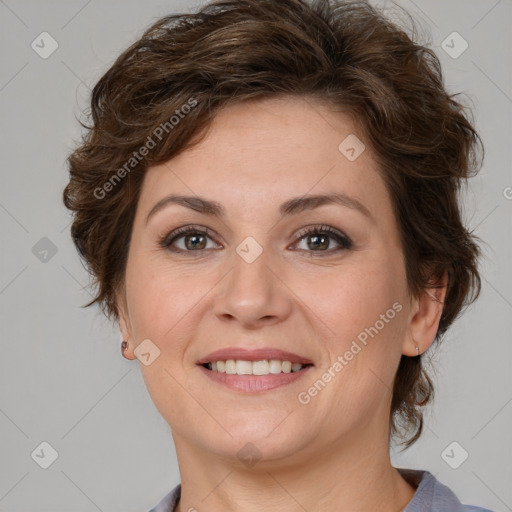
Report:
117,96,432,467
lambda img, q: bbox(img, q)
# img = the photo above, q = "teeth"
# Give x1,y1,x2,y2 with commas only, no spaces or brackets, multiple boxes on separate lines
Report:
206,359,306,375
225,359,236,374
252,360,269,375
269,359,283,374
236,360,252,375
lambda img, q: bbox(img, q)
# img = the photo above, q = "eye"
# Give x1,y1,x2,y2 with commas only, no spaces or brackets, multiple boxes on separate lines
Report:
292,224,353,256
159,224,353,256
159,225,220,254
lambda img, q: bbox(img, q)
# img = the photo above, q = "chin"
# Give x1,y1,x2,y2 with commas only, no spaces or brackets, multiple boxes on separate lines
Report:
173,411,316,463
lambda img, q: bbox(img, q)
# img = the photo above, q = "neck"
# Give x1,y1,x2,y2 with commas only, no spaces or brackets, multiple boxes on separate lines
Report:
172,428,416,512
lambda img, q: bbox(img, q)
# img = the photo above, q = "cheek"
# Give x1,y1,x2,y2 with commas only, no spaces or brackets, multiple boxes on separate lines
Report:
124,251,205,340
307,251,407,398
304,251,406,347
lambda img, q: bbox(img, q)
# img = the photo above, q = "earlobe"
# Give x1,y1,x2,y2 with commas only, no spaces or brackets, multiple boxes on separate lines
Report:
402,272,448,357
116,291,136,360
120,339,136,360
119,318,136,360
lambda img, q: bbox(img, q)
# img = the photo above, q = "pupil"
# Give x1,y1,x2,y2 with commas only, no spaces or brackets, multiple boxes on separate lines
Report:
186,234,206,250
309,234,328,250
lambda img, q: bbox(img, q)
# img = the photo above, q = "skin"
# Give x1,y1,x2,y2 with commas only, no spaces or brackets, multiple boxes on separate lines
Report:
117,96,447,512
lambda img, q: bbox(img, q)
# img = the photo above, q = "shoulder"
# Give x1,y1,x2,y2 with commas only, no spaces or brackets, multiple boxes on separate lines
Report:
148,483,181,512
149,473,495,512
399,468,495,512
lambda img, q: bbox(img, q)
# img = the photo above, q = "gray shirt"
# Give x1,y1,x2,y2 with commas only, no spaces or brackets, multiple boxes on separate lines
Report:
148,468,494,511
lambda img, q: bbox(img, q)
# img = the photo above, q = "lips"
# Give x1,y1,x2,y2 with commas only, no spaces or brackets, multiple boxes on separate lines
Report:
196,347,314,392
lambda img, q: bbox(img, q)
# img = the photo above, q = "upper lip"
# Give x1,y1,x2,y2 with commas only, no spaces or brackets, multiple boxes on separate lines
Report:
196,347,314,365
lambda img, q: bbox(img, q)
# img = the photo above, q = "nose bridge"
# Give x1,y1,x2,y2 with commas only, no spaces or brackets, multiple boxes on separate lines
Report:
213,233,291,325
229,236,273,304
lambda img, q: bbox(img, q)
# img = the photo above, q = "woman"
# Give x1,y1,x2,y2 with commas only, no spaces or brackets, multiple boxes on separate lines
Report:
63,0,492,510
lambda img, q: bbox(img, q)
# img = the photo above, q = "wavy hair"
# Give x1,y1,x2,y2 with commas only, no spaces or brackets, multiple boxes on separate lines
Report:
63,0,484,447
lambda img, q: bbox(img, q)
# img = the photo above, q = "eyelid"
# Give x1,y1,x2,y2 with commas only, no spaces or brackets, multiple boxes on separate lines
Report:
290,224,353,252
159,224,221,248
293,224,351,243
160,223,353,254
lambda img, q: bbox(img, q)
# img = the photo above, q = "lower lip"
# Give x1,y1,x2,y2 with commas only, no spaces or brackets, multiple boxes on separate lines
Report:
198,365,313,393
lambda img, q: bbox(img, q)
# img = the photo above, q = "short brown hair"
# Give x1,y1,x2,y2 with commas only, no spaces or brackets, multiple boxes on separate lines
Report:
63,0,484,447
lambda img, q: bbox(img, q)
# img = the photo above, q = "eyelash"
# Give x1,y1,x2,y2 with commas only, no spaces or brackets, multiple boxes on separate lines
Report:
159,224,353,257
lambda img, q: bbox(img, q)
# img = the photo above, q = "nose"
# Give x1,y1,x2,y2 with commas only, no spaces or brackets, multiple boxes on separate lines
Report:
212,245,293,329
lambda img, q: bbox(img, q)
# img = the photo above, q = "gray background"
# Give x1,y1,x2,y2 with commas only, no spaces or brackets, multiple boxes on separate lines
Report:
0,0,511,510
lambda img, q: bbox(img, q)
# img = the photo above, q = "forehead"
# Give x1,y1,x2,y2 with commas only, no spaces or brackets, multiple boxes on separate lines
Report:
183,95,364,165
138,96,391,222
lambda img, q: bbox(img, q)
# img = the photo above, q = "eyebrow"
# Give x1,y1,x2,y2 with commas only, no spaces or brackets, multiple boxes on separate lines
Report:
145,192,373,225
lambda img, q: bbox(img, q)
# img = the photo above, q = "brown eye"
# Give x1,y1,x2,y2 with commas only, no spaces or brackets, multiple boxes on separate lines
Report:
159,224,352,257
293,225,353,255
306,233,330,251
160,225,220,253
182,233,207,250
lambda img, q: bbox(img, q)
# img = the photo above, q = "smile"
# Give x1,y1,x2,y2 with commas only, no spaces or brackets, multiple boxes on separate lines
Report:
203,359,309,375
196,348,314,393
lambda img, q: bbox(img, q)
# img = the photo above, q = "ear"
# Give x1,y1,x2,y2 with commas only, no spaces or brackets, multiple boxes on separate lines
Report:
402,271,448,356
116,285,136,360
